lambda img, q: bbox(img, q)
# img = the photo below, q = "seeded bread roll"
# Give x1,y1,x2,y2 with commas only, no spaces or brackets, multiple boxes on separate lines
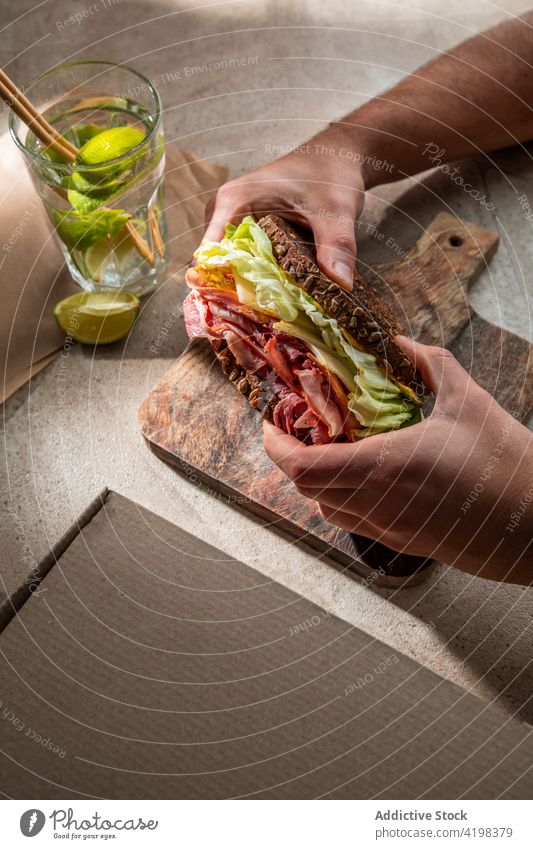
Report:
258,214,427,398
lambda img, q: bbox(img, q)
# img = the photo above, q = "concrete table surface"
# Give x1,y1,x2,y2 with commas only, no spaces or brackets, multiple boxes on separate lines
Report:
2,0,533,726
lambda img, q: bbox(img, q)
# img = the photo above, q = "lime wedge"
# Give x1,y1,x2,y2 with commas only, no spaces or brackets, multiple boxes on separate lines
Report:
79,127,145,165
54,291,140,345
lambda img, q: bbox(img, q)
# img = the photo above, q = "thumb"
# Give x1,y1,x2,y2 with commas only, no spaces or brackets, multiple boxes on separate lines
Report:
310,212,357,292
395,335,471,408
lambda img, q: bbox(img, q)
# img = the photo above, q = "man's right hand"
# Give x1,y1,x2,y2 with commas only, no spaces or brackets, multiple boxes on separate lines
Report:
203,128,366,292
264,337,533,585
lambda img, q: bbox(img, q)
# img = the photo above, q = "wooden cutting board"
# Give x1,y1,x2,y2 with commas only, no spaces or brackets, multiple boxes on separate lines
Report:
139,213,533,586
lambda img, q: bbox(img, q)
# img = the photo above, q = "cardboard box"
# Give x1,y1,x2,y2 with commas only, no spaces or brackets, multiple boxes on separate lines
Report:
0,491,531,799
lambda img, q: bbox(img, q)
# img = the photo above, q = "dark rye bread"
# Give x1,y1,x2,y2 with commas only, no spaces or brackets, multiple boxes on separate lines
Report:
210,338,279,421
258,214,427,398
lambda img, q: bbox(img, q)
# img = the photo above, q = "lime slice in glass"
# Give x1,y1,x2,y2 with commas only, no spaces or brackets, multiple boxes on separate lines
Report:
84,239,115,282
54,291,140,345
83,229,139,282
79,127,145,166
111,229,139,270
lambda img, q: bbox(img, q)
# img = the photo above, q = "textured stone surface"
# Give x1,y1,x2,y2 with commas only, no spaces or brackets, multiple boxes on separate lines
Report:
2,0,533,727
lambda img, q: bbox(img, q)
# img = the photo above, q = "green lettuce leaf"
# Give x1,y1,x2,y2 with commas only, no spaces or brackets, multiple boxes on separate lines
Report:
196,216,301,321
195,215,422,437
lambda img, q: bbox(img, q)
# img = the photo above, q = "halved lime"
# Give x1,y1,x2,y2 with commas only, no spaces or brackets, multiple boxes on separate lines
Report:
79,127,145,166
54,291,140,345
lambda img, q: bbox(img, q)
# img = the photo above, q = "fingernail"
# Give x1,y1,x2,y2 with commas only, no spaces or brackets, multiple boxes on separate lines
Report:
332,260,353,289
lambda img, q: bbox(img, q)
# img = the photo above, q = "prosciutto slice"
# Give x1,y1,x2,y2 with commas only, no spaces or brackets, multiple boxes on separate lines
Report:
273,393,308,434
183,291,209,338
296,367,345,438
223,330,266,373
264,338,301,393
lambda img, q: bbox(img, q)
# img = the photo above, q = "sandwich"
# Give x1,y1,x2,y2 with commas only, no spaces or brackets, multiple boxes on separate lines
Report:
184,214,428,444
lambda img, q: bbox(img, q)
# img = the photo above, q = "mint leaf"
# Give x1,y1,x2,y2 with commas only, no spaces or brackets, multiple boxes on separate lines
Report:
67,189,102,214
54,207,132,251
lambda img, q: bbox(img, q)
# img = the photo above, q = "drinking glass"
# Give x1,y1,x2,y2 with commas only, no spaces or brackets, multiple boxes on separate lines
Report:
10,61,167,296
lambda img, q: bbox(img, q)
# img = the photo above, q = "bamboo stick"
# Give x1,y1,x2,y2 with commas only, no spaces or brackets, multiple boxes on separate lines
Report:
0,78,76,161
126,220,154,267
148,207,165,259
0,69,79,157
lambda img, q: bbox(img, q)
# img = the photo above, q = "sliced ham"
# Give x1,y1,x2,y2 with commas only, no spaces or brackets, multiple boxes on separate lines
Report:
202,290,271,332
218,322,270,364
210,305,265,341
294,408,318,429
274,332,310,365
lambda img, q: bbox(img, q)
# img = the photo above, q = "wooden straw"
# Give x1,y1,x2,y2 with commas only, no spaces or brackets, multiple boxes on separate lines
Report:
126,220,154,266
0,76,77,161
0,69,154,267
0,69,78,157
148,207,165,258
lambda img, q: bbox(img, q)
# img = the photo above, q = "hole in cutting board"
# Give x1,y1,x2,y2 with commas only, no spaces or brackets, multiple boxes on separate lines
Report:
449,235,464,247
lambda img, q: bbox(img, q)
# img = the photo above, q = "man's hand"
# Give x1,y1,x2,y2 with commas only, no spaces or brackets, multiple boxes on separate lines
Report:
203,127,365,292
264,337,533,584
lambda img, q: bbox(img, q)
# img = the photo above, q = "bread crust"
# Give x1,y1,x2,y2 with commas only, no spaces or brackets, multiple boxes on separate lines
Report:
258,214,427,398
209,338,278,421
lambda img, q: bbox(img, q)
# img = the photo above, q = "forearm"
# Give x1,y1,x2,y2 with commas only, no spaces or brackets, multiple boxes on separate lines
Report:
471,457,533,585
480,529,533,585
202,13,533,287
318,12,533,187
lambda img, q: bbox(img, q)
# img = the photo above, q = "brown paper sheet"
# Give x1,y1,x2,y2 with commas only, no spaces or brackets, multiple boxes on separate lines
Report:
164,145,228,269
0,139,227,404
1,490,532,799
